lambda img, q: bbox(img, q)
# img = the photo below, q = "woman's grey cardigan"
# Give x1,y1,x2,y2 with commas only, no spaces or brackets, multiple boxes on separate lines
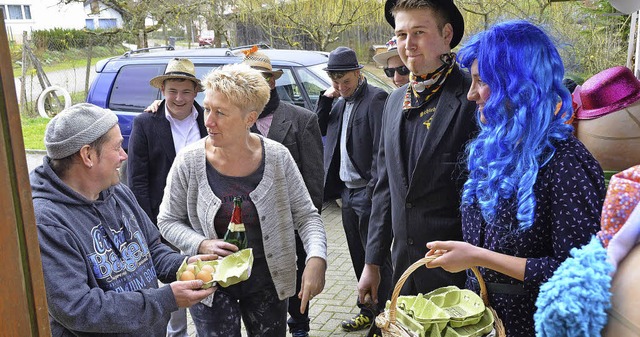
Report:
157,136,327,300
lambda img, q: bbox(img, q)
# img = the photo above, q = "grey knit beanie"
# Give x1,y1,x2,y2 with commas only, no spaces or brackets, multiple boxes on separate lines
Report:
45,103,118,159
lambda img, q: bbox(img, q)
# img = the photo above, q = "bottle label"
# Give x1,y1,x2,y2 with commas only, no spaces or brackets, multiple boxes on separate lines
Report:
228,222,246,232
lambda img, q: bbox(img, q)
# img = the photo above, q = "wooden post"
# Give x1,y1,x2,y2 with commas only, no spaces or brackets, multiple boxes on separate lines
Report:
0,13,52,336
20,31,29,116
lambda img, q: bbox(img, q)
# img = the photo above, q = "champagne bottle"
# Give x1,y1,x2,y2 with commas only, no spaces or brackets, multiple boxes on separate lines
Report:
223,197,247,250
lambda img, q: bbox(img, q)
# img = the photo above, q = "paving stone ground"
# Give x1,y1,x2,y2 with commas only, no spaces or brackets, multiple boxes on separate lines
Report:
186,201,372,337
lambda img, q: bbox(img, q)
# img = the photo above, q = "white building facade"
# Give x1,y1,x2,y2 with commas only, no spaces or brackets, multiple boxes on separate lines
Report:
2,0,122,43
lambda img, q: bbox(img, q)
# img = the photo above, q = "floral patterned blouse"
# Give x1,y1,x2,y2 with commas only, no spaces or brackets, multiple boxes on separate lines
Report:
462,135,605,336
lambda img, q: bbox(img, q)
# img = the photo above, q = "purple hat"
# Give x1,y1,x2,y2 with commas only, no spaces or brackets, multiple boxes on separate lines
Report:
576,66,640,120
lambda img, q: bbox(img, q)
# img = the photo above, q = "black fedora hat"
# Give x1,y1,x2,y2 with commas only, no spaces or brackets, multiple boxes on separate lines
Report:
384,0,464,49
323,46,364,72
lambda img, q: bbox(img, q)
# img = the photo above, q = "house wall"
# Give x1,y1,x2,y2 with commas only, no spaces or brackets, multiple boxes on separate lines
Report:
2,0,122,44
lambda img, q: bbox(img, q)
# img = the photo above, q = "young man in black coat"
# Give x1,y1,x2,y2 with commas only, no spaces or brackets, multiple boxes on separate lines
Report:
315,46,393,334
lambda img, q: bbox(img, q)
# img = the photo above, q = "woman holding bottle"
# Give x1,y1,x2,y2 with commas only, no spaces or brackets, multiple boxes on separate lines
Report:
157,63,327,337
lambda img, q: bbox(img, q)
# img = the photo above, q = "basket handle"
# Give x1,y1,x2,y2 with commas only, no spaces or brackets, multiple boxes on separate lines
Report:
388,256,489,322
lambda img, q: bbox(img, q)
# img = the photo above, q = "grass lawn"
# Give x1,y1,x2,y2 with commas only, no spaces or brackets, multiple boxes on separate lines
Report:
20,91,87,150
21,117,48,151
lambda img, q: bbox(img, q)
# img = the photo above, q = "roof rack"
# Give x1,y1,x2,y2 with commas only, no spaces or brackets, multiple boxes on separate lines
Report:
123,45,175,58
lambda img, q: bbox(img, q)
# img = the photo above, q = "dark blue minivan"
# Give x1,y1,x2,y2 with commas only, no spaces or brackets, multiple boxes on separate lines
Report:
87,46,392,151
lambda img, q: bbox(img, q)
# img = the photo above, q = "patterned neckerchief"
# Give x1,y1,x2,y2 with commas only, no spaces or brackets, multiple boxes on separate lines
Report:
402,53,456,113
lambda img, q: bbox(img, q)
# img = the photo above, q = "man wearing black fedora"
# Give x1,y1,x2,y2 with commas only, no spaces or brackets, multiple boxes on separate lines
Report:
359,0,478,313
127,57,208,337
315,46,393,333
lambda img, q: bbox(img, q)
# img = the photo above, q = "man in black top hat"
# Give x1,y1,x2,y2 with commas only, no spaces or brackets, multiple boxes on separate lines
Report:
315,46,393,333
359,0,477,314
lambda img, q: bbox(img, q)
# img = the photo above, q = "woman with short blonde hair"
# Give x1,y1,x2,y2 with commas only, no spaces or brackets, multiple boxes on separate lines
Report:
158,63,328,337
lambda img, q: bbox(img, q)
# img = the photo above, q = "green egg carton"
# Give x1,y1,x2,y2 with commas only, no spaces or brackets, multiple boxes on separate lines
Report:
386,300,428,337
397,295,419,311
442,308,495,337
213,248,254,287
425,286,461,299
409,297,450,331
441,289,485,326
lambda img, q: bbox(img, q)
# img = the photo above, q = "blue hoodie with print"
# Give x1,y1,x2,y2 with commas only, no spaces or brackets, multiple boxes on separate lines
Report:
30,157,185,336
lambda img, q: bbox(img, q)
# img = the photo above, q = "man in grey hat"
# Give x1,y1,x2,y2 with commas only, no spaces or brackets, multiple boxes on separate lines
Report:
30,103,216,336
359,0,478,315
315,46,393,333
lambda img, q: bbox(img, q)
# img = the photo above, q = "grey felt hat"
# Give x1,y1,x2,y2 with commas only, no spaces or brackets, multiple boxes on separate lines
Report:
45,103,118,159
323,46,364,72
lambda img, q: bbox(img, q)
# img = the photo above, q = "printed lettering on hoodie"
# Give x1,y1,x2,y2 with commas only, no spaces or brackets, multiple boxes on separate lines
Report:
88,215,157,292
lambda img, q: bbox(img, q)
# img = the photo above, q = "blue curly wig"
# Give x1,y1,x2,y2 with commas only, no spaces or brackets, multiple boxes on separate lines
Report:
457,20,574,230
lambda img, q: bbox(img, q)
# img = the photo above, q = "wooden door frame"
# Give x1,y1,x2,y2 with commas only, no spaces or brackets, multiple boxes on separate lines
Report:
0,12,51,336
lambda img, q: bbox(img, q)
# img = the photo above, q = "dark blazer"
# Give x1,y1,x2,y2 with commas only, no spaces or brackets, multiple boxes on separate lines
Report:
265,101,324,211
316,79,388,201
365,66,478,293
127,100,207,224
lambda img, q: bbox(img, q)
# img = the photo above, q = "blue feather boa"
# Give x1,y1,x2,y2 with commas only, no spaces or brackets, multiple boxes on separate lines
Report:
535,237,613,336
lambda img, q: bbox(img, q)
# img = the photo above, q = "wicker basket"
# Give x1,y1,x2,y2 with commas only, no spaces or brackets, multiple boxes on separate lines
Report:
375,256,506,337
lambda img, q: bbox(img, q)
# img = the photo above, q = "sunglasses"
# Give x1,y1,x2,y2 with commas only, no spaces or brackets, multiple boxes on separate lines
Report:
262,73,273,82
384,65,410,77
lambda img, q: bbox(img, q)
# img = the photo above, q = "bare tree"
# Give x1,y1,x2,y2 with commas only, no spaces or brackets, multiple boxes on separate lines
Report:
237,0,382,51
61,0,209,48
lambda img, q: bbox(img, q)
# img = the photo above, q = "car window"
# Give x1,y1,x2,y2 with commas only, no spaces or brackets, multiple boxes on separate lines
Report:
109,65,165,111
361,69,394,93
275,68,307,108
298,64,332,108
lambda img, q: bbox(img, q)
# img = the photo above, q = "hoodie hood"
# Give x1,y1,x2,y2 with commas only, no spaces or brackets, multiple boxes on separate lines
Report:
31,157,128,259
31,156,115,206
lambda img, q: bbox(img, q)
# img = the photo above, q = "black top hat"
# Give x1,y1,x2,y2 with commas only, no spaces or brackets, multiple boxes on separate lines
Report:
323,46,364,72
384,0,465,49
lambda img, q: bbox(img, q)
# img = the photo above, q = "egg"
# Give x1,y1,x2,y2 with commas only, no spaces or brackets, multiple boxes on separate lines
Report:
196,270,213,283
200,264,215,273
179,270,196,281
186,263,197,274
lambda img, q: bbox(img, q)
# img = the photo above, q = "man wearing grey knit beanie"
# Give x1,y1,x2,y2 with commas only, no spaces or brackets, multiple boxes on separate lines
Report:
30,102,217,336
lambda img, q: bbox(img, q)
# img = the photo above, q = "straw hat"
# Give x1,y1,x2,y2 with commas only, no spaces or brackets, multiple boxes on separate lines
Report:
149,58,204,92
238,46,283,80
373,36,400,66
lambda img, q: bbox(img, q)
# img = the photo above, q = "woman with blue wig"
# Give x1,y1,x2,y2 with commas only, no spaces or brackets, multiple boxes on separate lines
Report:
424,20,605,336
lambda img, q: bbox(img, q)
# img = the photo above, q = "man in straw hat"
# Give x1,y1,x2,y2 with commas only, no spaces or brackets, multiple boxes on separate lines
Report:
373,36,410,88
314,45,392,334
238,46,324,337
127,57,208,337
30,103,216,336
358,0,477,325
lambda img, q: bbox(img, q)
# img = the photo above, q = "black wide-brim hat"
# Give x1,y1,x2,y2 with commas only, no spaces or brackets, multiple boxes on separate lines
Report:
323,46,364,72
384,0,464,49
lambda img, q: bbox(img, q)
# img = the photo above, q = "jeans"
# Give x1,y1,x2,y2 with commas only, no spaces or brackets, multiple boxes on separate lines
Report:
190,260,287,337
341,187,393,315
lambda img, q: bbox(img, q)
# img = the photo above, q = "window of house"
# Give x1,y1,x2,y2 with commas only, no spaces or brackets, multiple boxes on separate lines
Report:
7,5,22,20
98,18,117,29
4,4,32,21
86,19,95,30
